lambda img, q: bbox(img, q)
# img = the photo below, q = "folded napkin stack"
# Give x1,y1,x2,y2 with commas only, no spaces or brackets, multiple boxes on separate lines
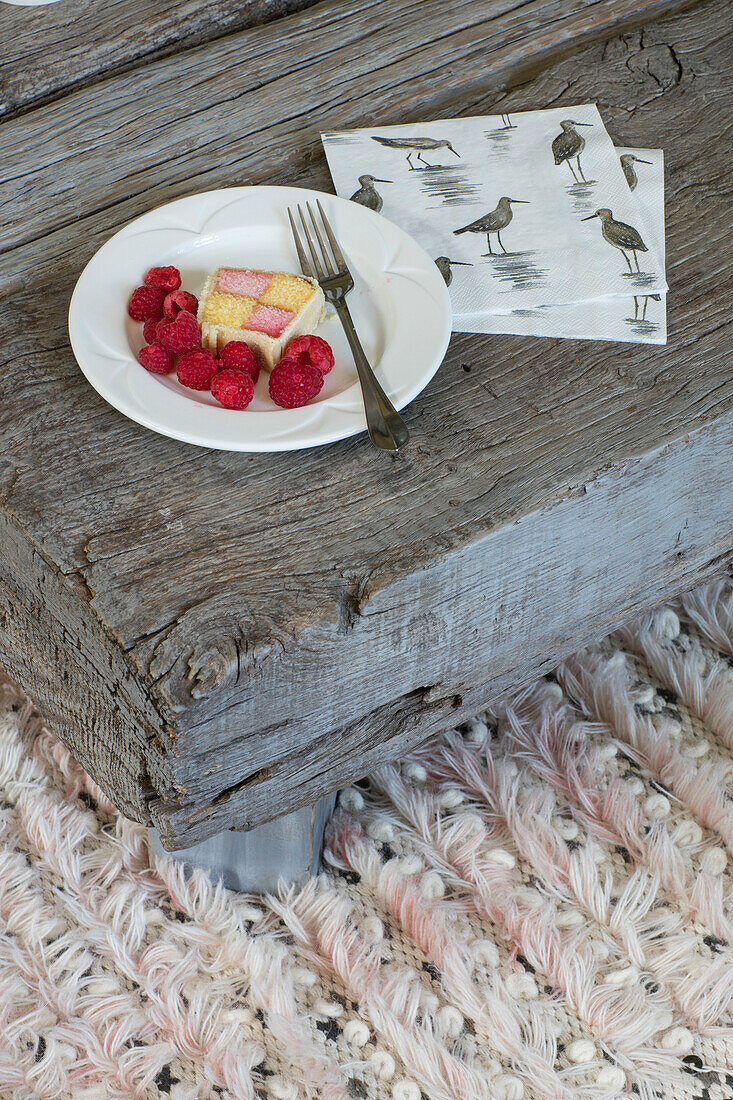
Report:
322,104,666,344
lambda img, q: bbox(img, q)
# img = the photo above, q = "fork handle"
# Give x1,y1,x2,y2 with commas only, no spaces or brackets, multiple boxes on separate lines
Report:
333,301,410,451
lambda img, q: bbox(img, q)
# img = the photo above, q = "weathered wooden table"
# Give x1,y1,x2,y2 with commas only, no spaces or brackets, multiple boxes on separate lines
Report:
1,0,731,883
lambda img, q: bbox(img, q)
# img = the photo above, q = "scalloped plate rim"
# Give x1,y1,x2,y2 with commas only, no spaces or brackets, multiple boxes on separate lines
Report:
68,185,452,452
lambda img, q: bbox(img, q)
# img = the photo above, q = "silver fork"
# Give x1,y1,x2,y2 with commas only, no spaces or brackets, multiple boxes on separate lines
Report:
287,200,409,451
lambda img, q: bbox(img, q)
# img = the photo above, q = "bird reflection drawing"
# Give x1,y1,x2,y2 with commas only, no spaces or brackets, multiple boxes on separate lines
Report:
452,197,545,291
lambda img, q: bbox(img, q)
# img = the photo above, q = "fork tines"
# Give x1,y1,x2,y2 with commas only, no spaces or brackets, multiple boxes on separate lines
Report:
287,200,347,284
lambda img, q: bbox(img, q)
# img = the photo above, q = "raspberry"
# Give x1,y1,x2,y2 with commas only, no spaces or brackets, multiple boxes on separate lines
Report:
176,348,217,390
144,266,181,292
143,317,160,344
138,344,173,374
163,290,199,319
127,285,165,322
157,310,201,354
211,368,255,410
269,354,324,408
217,341,260,383
284,334,335,375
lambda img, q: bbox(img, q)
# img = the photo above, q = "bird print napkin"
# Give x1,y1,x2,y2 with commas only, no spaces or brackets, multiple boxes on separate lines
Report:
321,105,668,343
458,148,666,344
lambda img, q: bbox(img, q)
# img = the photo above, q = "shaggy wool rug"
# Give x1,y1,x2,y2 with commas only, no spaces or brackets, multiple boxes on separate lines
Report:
2,583,733,1100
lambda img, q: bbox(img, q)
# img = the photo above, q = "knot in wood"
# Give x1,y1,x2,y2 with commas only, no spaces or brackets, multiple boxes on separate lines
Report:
186,645,236,699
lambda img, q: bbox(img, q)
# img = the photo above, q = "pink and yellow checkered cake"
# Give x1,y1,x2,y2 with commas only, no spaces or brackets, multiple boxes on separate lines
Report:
198,268,326,370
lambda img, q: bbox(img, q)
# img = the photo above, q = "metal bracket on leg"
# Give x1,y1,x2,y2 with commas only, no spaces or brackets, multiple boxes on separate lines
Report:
148,793,337,893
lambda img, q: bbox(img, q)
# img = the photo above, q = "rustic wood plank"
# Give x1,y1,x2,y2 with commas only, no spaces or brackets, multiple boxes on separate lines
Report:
154,413,733,841
1,0,731,847
0,0,697,255
0,512,162,822
0,0,321,118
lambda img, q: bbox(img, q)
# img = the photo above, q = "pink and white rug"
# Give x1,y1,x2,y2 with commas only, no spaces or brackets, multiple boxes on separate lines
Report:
1,582,733,1100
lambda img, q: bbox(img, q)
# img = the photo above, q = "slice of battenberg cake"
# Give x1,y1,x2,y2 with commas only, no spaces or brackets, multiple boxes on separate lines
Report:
198,267,326,369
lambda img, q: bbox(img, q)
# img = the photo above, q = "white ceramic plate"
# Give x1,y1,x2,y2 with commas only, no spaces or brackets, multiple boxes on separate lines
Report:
68,186,452,452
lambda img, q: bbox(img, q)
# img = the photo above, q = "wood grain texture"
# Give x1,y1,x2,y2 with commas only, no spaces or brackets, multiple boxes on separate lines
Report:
0,0,697,255
1,0,731,847
0,0,320,117
0,512,162,822
153,412,733,842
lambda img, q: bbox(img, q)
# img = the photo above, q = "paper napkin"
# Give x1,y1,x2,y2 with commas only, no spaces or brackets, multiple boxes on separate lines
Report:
322,105,667,332
458,148,666,344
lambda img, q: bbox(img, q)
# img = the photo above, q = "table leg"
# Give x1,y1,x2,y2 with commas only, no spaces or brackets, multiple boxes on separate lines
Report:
148,793,336,893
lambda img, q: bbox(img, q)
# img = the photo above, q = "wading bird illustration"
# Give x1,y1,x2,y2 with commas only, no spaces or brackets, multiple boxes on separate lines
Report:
632,293,661,321
552,120,593,182
435,256,473,286
349,174,392,213
582,208,648,273
453,197,529,255
619,153,652,192
499,113,513,129
371,135,461,170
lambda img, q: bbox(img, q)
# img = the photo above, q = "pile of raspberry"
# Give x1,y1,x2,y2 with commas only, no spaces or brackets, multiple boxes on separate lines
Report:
128,266,334,410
